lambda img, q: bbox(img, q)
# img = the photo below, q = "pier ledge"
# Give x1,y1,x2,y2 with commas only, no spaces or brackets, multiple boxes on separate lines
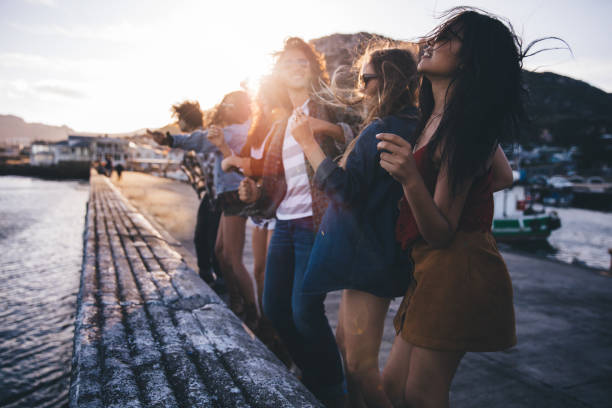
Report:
70,174,322,408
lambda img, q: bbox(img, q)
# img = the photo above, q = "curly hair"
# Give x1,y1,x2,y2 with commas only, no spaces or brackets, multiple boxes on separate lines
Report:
273,37,330,93
171,100,203,130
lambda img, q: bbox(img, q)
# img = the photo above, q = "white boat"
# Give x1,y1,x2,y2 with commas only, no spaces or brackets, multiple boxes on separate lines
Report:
492,185,561,242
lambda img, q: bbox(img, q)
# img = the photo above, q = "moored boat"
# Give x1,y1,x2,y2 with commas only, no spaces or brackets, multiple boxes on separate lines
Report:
492,185,561,242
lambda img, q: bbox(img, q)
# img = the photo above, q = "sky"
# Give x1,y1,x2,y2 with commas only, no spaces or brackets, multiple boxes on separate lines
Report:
1,0,610,134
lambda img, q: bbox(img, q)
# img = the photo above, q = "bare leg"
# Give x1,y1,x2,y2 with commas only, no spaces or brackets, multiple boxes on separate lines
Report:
382,334,413,406
222,215,258,328
215,215,243,315
336,292,365,408
341,289,392,408
383,336,464,408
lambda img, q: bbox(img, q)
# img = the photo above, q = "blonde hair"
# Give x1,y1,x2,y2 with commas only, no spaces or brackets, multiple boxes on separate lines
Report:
319,40,419,167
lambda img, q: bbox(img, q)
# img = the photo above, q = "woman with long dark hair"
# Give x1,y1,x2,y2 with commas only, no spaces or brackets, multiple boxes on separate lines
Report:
377,9,523,407
291,43,420,407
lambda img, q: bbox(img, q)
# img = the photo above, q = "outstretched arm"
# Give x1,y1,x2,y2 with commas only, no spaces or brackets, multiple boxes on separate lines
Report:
170,130,217,154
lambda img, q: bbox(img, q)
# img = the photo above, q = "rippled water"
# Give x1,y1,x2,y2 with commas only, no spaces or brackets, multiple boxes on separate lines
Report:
0,176,89,408
546,207,612,270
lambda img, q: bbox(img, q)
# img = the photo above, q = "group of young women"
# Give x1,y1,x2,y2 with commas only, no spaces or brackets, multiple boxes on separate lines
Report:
154,8,532,407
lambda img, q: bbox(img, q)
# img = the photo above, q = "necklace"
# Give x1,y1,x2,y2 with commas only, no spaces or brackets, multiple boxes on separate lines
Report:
413,112,442,152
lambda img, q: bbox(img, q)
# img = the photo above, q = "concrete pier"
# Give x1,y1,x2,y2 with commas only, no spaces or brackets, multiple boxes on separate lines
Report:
69,174,322,407
71,171,612,407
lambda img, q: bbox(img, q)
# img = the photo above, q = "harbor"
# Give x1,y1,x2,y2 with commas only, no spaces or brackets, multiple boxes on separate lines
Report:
1,172,611,407
1,2,611,406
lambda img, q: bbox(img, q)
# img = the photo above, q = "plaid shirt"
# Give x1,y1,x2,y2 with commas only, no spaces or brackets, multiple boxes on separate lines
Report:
252,100,352,231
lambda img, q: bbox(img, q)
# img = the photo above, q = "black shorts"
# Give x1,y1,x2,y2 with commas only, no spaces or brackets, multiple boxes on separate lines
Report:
216,190,247,217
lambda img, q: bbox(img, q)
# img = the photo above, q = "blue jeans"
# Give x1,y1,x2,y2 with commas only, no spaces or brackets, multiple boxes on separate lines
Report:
262,217,345,401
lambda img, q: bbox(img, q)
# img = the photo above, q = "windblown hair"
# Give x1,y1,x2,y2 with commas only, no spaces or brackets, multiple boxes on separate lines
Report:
247,75,292,150
329,41,419,167
203,90,250,128
273,37,330,93
171,100,203,130
419,7,566,194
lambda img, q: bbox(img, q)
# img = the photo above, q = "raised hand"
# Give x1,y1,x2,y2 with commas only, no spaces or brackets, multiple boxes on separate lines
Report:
238,177,260,203
376,133,418,185
207,125,225,148
290,108,315,147
146,129,169,146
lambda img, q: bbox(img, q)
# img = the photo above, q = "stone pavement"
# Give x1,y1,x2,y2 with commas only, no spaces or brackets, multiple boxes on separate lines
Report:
111,171,612,407
70,173,322,407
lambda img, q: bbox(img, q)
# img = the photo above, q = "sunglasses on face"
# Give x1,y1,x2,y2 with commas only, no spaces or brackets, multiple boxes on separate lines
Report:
430,27,464,46
280,58,310,69
360,73,378,87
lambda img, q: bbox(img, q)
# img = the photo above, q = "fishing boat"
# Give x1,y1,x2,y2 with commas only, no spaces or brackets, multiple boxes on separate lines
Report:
492,185,561,242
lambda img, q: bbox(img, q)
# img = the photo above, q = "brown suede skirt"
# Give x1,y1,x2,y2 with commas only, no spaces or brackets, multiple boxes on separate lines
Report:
394,231,517,352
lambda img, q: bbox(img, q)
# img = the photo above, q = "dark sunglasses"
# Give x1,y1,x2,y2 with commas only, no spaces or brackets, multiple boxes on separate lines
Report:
280,58,309,69
360,73,378,87
432,27,463,45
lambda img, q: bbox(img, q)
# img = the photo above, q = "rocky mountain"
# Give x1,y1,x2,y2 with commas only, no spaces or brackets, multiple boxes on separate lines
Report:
311,33,612,149
522,71,612,146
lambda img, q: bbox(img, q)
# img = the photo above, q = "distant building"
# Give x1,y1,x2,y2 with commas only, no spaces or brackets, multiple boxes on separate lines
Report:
30,142,55,166
127,142,183,172
29,135,129,166
53,138,93,164
90,136,129,164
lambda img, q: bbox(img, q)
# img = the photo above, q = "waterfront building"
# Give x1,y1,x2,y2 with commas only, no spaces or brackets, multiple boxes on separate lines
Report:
29,135,129,166
29,142,55,166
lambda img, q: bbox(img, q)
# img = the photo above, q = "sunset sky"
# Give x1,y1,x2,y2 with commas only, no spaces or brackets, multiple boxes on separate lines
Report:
1,0,610,134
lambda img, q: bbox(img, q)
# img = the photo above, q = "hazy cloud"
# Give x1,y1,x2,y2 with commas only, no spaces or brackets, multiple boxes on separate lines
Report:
10,21,152,42
24,0,58,7
34,82,86,98
0,52,123,78
1,79,86,100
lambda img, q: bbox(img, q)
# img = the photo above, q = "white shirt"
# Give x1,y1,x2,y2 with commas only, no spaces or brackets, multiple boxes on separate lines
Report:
276,99,313,220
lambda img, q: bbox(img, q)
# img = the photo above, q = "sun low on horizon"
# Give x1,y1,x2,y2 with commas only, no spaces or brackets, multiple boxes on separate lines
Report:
1,0,610,134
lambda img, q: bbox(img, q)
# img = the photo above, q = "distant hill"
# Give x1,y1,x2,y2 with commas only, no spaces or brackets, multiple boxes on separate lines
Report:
0,115,75,146
311,33,612,147
0,115,156,146
522,71,612,145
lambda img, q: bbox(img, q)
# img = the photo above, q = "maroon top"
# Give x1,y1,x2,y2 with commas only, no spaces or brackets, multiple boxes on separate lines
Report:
395,145,494,250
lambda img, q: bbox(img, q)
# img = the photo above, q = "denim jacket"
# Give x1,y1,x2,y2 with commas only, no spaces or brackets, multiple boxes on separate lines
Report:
171,120,250,196
302,108,418,298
